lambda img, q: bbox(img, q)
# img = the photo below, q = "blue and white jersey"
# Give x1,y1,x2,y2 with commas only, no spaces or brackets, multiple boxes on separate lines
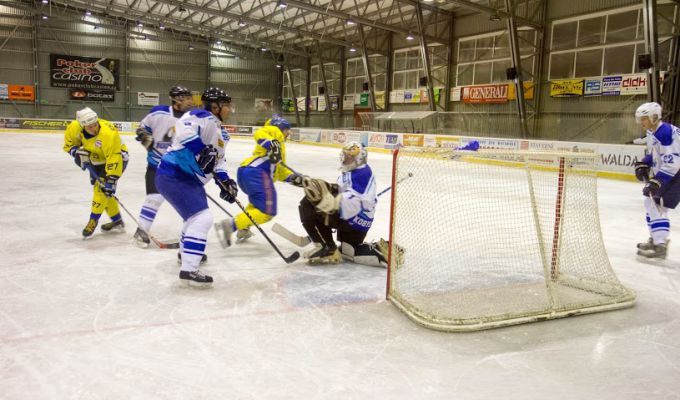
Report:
160,109,231,185
337,164,377,232
641,121,680,184
138,105,185,167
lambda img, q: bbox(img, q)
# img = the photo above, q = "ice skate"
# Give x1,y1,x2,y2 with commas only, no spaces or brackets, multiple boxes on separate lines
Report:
304,242,323,258
637,242,668,260
177,252,208,265
236,228,254,243
376,238,405,268
82,218,98,238
133,227,150,248
636,237,654,251
179,269,213,288
307,245,342,265
214,218,234,248
101,219,125,232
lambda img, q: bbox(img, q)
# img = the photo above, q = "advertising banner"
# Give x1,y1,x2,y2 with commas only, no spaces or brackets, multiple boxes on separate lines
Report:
343,95,355,110
331,130,363,145
299,129,320,143
191,91,202,108
403,134,424,147
137,92,159,106
403,90,413,103
462,84,508,103
8,85,35,101
50,54,120,90
450,86,462,102
18,119,69,130
317,96,327,111
584,78,602,96
468,137,519,150
549,79,584,97
329,95,339,111
223,125,253,136
254,98,273,111
282,98,295,112
359,93,369,107
375,91,385,109
368,132,389,148
507,81,534,100
0,83,7,100
296,97,306,112
620,74,648,95
602,76,622,96
69,88,115,101
435,135,460,148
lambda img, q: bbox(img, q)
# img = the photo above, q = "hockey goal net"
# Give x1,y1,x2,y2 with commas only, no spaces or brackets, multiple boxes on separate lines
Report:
387,147,636,331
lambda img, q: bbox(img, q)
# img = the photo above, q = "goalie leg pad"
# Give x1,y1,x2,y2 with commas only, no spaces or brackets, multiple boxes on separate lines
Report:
340,242,387,268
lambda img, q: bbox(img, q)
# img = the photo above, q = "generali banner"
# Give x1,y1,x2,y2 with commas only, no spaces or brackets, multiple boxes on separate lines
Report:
462,84,509,104
50,54,120,90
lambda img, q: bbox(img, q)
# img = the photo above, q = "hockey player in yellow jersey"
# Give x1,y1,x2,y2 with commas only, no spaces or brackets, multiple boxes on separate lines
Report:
63,107,129,237
215,115,303,247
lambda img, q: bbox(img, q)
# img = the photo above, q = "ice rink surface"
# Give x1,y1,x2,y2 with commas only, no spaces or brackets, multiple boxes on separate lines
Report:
1,132,679,400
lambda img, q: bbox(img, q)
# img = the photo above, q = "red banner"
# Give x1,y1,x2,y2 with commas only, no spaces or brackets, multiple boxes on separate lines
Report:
462,84,508,104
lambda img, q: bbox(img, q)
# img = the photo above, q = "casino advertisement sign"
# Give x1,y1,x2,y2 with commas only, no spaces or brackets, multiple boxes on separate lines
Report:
50,54,120,90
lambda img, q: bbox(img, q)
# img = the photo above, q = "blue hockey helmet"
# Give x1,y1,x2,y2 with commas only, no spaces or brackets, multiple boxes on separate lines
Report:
266,114,291,132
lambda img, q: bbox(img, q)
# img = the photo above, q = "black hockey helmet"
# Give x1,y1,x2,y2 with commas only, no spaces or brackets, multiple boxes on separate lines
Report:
201,87,231,106
169,85,191,98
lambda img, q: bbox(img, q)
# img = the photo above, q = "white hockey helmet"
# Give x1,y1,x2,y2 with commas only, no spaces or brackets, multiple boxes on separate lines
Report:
76,107,98,127
635,102,662,124
340,141,367,172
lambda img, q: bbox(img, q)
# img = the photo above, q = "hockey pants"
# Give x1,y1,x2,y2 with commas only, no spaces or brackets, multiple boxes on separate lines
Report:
234,167,276,230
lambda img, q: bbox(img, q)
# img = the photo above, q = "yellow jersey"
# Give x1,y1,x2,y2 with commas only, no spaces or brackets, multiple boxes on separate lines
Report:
63,118,128,177
239,125,293,182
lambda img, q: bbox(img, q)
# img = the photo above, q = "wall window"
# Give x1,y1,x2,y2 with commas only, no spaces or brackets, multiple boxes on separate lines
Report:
345,55,387,95
455,29,537,86
392,45,448,90
282,69,306,99
548,4,678,79
310,63,340,96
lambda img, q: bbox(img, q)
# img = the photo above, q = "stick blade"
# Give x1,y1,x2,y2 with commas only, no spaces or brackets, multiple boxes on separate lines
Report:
272,223,311,247
285,251,301,264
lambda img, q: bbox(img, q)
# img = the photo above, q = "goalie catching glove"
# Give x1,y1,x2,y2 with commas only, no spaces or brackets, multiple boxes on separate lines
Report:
303,177,341,214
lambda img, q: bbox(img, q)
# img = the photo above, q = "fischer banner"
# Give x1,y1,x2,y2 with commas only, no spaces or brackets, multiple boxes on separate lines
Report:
50,54,120,90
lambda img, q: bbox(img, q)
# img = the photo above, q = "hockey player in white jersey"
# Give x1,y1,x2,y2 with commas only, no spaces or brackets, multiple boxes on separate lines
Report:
155,87,238,286
133,86,194,247
297,141,387,266
633,102,680,259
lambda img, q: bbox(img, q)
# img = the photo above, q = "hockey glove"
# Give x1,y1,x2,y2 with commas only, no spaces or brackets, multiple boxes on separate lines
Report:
288,174,304,187
643,178,661,197
135,127,154,151
634,162,651,182
197,145,218,174
122,149,130,172
69,146,91,170
268,140,282,164
100,175,118,197
216,175,238,203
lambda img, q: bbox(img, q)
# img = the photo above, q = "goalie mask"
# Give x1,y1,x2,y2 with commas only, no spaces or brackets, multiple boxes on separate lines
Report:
340,141,367,172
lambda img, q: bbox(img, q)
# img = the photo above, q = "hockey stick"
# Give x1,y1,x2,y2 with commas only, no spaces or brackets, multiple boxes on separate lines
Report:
83,164,179,249
207,193,234,217
215,180,300,263
272,223,311,247
377,172,414,197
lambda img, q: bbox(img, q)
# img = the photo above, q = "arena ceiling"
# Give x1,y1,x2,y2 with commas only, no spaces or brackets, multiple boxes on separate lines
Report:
9,0,533,60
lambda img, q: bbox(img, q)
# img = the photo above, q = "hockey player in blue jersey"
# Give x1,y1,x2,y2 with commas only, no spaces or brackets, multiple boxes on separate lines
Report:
634,102,680,259
133,86,194,247
297,141,387,266
155,87,238,286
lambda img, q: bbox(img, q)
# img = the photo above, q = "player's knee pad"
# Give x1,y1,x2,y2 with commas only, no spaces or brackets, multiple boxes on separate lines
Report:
298,198,317,223
185,208,213,236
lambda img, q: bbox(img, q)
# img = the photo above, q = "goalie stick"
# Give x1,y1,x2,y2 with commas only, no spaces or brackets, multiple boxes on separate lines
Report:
83,164,179,249
273,172,415,247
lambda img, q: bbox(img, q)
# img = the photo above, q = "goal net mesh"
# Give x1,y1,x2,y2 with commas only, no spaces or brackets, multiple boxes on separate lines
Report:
387,147,636,331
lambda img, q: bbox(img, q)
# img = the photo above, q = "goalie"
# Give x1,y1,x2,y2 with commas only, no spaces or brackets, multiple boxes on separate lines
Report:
299,141,387,267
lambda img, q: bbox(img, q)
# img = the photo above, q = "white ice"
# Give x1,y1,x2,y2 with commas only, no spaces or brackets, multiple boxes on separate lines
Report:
0,132,679,400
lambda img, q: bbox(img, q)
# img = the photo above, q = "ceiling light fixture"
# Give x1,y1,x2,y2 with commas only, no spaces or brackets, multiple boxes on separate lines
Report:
261,46,267,52
159,24,165,30
489,12,502,21
349,45,356,52
406,32,414,40
136,21,143,27
216,39,222,45
276,64,282,68
178,5,187,12
346,18,356,26
85,10,91,16
41,0,48,4
277,0,287,8
188,44,195,50
41,14,48,20
238,19,246,27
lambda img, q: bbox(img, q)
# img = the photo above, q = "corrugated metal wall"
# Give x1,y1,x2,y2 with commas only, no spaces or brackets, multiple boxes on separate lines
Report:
0,4,278,125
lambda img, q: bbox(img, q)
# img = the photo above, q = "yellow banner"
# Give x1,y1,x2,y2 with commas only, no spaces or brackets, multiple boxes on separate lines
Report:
507,81,534,100
550,79,584,97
